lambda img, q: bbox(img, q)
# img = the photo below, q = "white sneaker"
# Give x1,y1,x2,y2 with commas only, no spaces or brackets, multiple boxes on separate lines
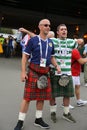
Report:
84,83,87,87
77,99,87,106
61,104,74,109
69,104,74,109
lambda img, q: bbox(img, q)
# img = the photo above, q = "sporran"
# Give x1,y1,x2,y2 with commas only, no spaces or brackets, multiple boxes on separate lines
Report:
37,75,48,89
59,74,70,87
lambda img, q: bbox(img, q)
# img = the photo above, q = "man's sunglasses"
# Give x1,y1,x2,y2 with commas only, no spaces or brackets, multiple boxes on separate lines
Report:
41,24,51,27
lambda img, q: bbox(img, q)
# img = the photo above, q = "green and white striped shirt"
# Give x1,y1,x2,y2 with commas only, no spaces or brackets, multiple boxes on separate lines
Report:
51,38,77,75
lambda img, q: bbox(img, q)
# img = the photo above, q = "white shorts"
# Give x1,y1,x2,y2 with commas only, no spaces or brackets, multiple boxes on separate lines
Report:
72,76,80,87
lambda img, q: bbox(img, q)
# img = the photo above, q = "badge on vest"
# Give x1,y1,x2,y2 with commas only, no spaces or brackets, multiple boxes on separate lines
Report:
40,58,46,67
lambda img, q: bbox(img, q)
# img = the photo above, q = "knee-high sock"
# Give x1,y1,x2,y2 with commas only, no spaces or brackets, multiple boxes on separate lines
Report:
64,106,69,114
18,112,26,121
50,104,57,113
35,110,43,118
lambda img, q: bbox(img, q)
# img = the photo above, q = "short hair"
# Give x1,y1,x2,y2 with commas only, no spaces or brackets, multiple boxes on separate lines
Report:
48,31,55,37
57,24,67,31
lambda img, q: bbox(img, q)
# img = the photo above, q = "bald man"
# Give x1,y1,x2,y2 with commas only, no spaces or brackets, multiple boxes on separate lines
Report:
14,19,60,130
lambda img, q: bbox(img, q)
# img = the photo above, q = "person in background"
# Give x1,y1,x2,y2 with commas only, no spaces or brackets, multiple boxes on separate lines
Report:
83,43,87,87
6,35,14,57
47,31,55,38
0,35,5,56
77,41,85,72
71,48,87,107
0,41,4,54
14,19,61,130
20,34,31,53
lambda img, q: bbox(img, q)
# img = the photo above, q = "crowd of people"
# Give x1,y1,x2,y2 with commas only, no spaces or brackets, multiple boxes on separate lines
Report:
0,34,22,58
1,19,86,130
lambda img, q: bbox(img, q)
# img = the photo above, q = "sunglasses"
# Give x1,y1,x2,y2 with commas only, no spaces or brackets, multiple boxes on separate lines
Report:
41,24,51,27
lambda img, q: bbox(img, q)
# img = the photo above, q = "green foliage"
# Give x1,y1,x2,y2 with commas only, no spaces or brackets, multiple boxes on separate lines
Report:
0,27,13,34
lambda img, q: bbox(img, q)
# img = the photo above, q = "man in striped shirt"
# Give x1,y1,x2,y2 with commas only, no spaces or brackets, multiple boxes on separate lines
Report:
50,24,83,123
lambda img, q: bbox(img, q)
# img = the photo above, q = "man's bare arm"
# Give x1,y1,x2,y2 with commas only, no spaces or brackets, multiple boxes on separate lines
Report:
19,27,36,37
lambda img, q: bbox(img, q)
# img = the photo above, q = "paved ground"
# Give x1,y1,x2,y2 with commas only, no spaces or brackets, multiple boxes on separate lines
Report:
0,57,87,130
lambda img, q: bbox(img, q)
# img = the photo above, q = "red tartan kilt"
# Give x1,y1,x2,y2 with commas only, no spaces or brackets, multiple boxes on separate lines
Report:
23,64,52,101
29,62,50,74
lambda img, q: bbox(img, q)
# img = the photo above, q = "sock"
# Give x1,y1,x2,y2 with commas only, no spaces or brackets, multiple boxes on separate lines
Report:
35,110,42,119
64,106,69,114
50,104,57,113
18,112,26,121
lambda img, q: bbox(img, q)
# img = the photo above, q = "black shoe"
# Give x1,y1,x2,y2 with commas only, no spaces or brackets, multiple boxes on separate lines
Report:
63,113,76,123
34,118,50,129
51,112,57,123
14,120,24,130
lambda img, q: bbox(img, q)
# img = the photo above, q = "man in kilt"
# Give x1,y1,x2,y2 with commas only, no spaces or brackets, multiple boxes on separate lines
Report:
49,24,84,123
14,19,61,130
